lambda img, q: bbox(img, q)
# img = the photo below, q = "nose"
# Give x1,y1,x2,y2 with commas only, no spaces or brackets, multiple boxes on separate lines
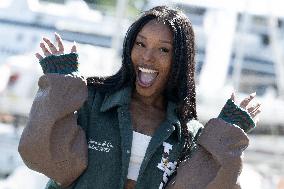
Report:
142,48,155,63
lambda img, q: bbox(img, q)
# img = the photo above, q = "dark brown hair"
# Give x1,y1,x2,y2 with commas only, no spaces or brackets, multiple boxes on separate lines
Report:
87,6,197,161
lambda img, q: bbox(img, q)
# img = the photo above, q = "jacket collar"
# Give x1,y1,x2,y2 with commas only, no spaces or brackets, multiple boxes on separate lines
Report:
100,86,132,112
166,101,182,141
100,86,182,141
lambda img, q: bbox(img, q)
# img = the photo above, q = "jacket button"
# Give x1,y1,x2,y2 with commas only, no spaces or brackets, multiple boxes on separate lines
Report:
126,150,130,154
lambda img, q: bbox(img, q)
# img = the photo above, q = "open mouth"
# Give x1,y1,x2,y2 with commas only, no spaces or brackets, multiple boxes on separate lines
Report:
137,67,158,88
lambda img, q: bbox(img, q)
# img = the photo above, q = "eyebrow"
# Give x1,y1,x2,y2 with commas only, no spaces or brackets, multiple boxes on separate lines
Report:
159,40,172,44
137,34,146,39
137,34,172,45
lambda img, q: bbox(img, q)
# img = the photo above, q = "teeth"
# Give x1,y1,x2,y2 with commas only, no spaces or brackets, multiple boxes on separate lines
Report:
138,67,158,74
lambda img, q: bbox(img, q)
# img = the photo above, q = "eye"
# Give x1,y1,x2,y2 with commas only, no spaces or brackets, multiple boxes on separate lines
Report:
160,47,170,53
135,41,145,47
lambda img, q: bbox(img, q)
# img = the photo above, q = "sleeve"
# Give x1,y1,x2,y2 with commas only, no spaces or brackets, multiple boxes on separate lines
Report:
195,118,248,189
166,118,247,189
18,53,88,188
166,99,256,189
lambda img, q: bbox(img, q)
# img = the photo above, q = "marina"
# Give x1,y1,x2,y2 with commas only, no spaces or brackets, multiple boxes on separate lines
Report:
0,0,284,188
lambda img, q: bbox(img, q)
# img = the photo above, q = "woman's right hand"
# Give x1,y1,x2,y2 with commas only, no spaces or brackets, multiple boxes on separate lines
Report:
35,33,77,61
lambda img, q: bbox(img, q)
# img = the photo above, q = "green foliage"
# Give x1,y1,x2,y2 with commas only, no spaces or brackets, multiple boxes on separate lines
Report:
84,0,116,6
40,0,148,18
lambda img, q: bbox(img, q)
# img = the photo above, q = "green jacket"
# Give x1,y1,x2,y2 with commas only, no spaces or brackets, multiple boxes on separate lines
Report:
18,53,255,189
57,86,189,189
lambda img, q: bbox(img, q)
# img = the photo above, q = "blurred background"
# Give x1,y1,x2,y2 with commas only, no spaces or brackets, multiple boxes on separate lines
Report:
0,0,284,188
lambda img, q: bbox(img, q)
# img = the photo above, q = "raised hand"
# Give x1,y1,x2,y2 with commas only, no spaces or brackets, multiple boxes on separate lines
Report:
35,33,77,61
231,92,261,125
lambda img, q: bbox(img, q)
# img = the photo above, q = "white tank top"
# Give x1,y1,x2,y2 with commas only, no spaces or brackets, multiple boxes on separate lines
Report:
127,131,152,181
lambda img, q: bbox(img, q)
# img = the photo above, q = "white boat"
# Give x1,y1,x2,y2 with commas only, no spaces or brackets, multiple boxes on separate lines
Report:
0,0,130,64
0,0,124,120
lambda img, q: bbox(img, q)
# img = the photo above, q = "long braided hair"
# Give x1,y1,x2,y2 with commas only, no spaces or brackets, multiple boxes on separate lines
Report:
87,6,197,162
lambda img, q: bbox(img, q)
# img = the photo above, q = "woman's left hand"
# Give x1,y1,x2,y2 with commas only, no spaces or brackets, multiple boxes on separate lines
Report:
231,92,261,125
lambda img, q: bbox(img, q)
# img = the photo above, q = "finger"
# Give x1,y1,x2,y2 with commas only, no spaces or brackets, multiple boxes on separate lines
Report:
247,103,261,114
251,105,262,117
40,42,52,56
35,53,43,60
55,32,64,54
240,92,256,109
71,41,77,53
230,92,236,102
43,37,58,54
251,109,261,119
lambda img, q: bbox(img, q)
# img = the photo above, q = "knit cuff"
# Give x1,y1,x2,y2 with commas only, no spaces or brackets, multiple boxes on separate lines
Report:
39,53,79,74
218,99,256,133
45,179,75,189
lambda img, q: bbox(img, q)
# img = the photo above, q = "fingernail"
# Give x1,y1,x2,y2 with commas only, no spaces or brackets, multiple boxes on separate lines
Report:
250,92,256,97
73,41,76,45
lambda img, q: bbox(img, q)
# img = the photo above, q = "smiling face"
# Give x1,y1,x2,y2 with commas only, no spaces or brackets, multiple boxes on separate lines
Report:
131,19,173,99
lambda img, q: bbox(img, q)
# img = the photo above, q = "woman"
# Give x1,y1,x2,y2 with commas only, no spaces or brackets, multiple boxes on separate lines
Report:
18,6,261,189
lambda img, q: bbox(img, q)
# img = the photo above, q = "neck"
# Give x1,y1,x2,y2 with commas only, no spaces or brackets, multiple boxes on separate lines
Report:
132,91,166,111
